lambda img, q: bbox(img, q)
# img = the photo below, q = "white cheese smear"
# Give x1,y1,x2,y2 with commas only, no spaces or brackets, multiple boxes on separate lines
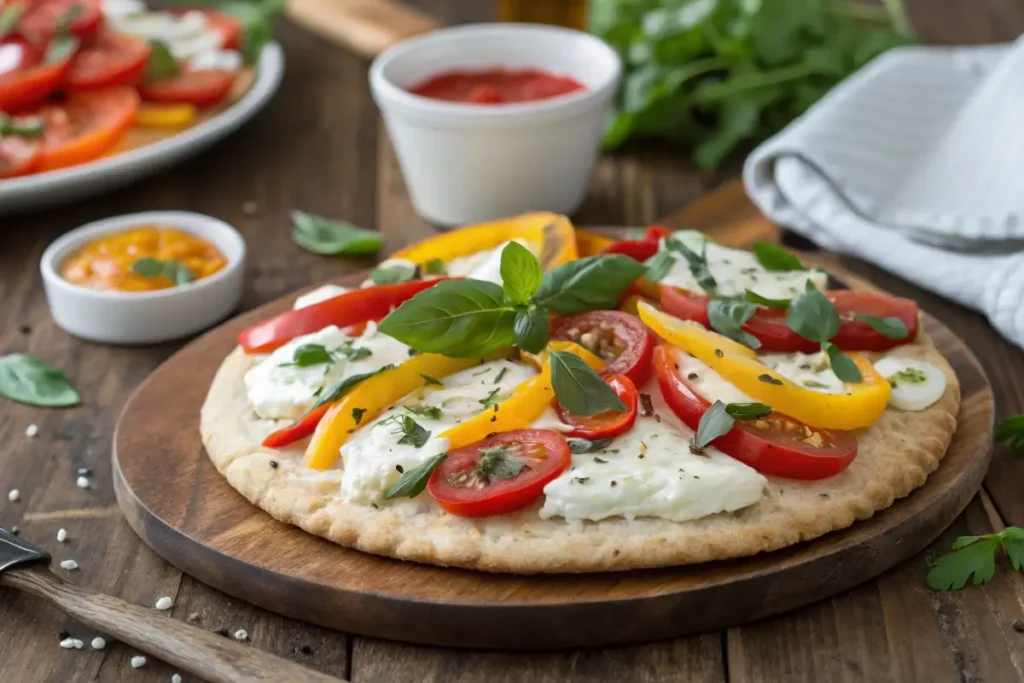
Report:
293,284,351,310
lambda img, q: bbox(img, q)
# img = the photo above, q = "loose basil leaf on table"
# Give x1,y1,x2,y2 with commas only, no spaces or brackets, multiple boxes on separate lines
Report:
549,351,626,416
0,353,81,407
499,241,542,305
513,307,550,354
752,241,807,272
533,255,645,313
707,299,761,350
291,210,383,256
384,453,446,499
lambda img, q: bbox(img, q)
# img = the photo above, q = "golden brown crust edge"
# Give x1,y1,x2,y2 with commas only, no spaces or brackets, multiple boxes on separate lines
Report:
200,334,960,574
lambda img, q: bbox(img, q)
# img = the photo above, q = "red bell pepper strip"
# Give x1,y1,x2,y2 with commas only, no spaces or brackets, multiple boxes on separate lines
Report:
263,403,332,449
239,279,446,354
600,226,670,262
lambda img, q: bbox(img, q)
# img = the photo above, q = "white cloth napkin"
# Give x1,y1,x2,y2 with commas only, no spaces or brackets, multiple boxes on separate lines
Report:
744,37,1024,347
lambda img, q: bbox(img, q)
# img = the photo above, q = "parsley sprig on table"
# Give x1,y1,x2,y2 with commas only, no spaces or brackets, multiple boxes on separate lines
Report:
927,527,1024,591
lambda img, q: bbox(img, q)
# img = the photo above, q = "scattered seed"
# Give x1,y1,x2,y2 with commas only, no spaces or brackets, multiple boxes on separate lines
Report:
234,629,248,642
76,468,92,476
298,645,314,655
72,639,84,649
11,526,19,535
687,372,699,381
214,628,230,637
60,560,78,571
91,637,106,650
57,528,68,543
25,424,38,438
8,489,20,502
131,655,147,669
155,596,174,611
269,460,278,469
187,612,201,623
76,476,90,489
242,201,258,215
1013,619,1024,633
59,638,76,650
19,325,30,335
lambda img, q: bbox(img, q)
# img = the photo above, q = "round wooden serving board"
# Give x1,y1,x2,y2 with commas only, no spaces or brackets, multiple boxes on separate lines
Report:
113,263,994,650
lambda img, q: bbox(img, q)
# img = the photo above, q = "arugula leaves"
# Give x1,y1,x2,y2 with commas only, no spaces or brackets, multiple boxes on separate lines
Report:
0,353,80,407
292,210,383,256
131,257,194,286
549,351,627,416
384,453,446,499
927,527,1024,591
691,400,772,453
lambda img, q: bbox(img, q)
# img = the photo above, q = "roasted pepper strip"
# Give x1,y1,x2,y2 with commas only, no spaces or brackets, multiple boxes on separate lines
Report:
391,212,577,271
135,103,198,127
239,279,445,354
303,354,484,470
637,302,890,430
441,341,603,450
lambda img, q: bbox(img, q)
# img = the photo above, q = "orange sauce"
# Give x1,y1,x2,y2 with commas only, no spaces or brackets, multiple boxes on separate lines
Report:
60,226,227,292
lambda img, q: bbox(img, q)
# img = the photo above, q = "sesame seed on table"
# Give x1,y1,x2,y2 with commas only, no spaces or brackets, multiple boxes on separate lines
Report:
1,2,1024,682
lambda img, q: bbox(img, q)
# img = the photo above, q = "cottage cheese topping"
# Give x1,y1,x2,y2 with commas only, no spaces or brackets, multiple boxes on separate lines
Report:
293,284,351,310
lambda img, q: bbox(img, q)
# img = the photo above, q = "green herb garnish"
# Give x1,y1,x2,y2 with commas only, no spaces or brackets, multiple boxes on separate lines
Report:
144,40,178,82
549,351,627,416
405,404,442,420
499,241,542,305
291,210,383,256
691,401,772,453
752,242,807,272
744,289,791,309
995,415,1024,452
855,314,909,340
927,527,1024,591
707,299,760,350
131,257,193,285
420,373,443,386
393,415,430,448
475,446,528,482
422,258,447,276
567,437,614,454
0,353,80,407
383,453,446,499
372,263,419,285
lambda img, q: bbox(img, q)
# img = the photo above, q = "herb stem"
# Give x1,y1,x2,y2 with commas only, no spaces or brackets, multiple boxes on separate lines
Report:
694,63,816,105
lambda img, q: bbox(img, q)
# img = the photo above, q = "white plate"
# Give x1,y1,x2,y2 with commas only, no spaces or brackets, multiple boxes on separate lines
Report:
0,43,284,217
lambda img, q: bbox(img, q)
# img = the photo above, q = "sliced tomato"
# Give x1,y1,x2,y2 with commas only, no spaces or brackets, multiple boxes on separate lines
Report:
660,287,919,353
600,225,670,262
138,68,235,108
14,0,101,41
189,8,243,50
35,86,138,171
552,310,655,386
65,31,150,90
654,345,857,480
0,38,72,112
556,373,638,440
427,429,571,517
0,134,41,177
238,279,446,354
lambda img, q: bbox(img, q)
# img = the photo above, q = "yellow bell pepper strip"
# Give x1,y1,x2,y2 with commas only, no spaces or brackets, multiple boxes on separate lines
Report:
303,354,484,470
441,342,603,450
574,229,616,257
637,302,891,430
135,103,198,128
391,212,577,272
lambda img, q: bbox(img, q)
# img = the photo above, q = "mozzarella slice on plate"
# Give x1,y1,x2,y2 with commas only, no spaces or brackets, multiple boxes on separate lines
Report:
873,357,946,411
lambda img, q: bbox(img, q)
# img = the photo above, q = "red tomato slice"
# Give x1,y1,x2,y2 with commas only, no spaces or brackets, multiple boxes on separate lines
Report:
179,8,243,50
138,68,235,108
600,226,670,262
552,310,655,386
653,345,857,480
65,31,150,90
238,279,446,354
556,373,638,440
427,429,571,517
35,86,138,171
13,0,101,41
660,287,919,353
0,134,41,177
0,38,72,112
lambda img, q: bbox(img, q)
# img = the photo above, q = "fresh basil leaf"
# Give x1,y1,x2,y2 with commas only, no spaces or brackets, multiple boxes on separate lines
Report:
405,404,441,420
724,402,772,420
0,3,23,38
394,415,430,448
337,342,371,362
131,257,192,285
643,249,675,283
144,40,179,83
744,289,790,309
549,351,627,416
707,299,761,350
45,35,78,64
534,255,645,314
371,263,419,285
131,257,165,278
383,453,446,499
307,365,393,414
513,307,550,354
291,343,332,367
786,281,839,343
420,373,442,386
476,447,527,482
0,353,80,407
422,258,447,276
188,0,282,63
291,210,383,256
168,262,193,285
995,414,1024,452
691,400,734,452
499,241,542,304
752,241,806,272
666,237,716,293
855,314,909,340
567,437,613,454
378,279,517,357
824,342,863,383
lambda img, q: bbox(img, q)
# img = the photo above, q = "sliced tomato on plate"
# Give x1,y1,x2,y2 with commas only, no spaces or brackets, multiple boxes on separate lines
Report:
653,345,857,480
427,429,571,517
556,373,638,440
189,8,243,51
599,225,670,262
0,133,41,177
12,0,101,41
552,310,655,387
35,86,138,171
660,287,919,353
0,38,73,112
65,31,150,90
138,68,235,108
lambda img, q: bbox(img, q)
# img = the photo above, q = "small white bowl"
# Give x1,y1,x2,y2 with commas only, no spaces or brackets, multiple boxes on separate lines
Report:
40,211,246,344
369,23,622,227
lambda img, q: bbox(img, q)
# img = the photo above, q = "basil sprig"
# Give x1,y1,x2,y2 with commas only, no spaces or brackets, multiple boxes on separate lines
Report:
132,257,193,285
144,40,179,83
393,415,430,448
292,210,383,256
182,0,283,63
856,314,909,340
707,299,760,350
744,289,790,309
645,236,716,292
289,343,333,367
786,282,861,382
475,446,528,482
691,401,771,453
550,351,626,416
0,353,80,407
384,453,446,499
752,241,806,272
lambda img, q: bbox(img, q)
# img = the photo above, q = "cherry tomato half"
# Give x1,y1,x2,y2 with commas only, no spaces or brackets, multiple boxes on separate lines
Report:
600,225,670,262
427,429,571,517
0,134,41,177
35,86,138,171
65,31,150,90
14,0,101,42
654,345,857,480
552,310,655,387
660,287,919,353
0,38,72,112
556,373,638,440
138,68,235,108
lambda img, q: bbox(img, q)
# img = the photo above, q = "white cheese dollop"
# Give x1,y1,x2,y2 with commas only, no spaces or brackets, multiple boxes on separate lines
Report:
446,240,531,285
759,350,847,394
540,384,766,523
873,357,946,411
244,322,409,420
0,43,25,76
661,230,827,299
293,284,351,310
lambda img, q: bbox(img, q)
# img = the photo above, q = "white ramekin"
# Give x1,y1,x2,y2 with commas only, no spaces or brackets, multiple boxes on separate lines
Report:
369,23,622,227
40,211,246,344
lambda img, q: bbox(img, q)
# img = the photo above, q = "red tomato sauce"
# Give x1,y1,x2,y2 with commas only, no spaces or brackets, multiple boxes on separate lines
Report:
408,68,586,105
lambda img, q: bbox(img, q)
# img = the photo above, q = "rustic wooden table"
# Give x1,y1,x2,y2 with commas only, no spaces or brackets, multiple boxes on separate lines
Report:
3,1,1024,681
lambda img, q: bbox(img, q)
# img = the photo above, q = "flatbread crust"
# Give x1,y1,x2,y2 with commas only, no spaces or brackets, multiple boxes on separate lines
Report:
200,333,959,574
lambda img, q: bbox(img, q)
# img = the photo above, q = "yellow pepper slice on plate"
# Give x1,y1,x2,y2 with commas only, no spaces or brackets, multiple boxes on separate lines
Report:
574,229,616,257
391,212,577,272
135,103,198,128
303,353,483,470
441,341,602,450
637,302,890,430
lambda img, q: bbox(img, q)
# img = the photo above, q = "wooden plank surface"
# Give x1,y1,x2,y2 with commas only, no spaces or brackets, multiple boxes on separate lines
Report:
2,0,1024,681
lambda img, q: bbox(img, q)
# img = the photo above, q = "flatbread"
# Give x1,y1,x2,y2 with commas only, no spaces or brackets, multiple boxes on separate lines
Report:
200,333,959,574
